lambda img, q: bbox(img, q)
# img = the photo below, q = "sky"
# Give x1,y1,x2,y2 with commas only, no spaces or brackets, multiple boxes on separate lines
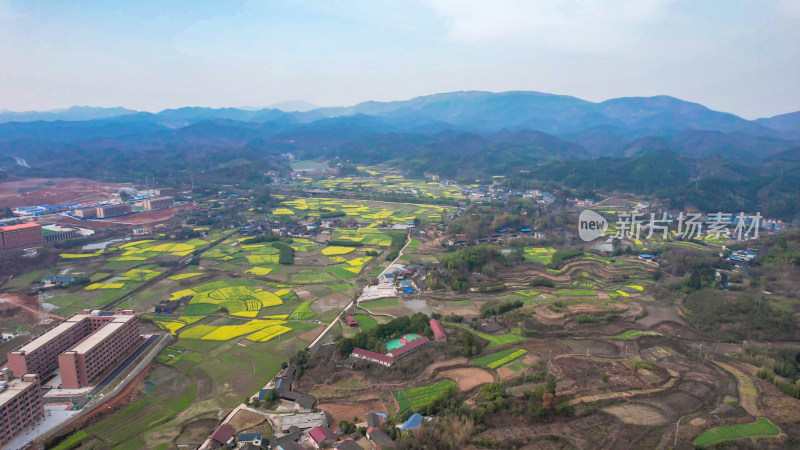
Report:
1,0,798,119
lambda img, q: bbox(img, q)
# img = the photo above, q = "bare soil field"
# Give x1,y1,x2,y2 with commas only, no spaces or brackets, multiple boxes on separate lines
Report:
176,418,220,446
561,339,619,356
320,396,387,430
518,340,572,358
637,305,685,327
566,303,627,314
437,367,495,391
311,293,350,313
0,293,63,332
228,408,266,431
757,378,800,424
472,412,619,449
98,206,186,225
534,305,565,326
602,402,669,425
549,355,658,397
497,354,539,381
297,325,326,343
0,177,121,209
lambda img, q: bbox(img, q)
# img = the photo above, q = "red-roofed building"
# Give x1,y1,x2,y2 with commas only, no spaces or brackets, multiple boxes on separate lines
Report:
208,423,235,447
429,319,447,342
307,425,336,448
0,222,43,250
344,316,358,327
386,336,430,359
352,348,394,367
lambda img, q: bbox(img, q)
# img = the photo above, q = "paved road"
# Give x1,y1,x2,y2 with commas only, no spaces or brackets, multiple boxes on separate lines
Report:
44,334,159,407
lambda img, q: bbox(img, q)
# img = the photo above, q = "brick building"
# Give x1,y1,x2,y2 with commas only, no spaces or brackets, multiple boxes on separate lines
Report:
0,222,43,250
96,203,132,218
73,207,98,218
142,196,174,210
7,309,140,389
0,370,44,448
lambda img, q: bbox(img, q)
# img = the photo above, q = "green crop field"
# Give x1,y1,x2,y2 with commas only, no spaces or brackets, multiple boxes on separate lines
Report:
85,399,175,447
52,431,89,450
693,418,780,447
290,301,315,319
393,379,457,414
605,330,662,339
555,289,597,296
473,348,528,369
451,323,527,349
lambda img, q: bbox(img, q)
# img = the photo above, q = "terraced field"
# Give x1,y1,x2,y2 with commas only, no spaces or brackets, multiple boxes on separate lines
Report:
473,348,528,369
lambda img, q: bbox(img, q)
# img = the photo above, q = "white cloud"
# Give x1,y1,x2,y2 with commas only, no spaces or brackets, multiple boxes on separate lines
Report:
424,0,669,51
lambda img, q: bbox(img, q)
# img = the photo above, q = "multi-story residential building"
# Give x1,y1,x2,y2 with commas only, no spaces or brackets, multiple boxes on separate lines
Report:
7,310,140,389
0,370,44,448
0,222,43,250
95,203,131,218
142,196,174,210
73,207,98,218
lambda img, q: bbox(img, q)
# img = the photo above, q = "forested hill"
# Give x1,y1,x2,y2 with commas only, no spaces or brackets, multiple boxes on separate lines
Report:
1,91,799,219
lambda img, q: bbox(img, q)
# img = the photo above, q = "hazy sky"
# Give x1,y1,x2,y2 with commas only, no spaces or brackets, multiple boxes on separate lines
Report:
1,0,798,118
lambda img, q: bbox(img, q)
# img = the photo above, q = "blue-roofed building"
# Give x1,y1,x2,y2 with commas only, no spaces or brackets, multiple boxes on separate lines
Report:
401,413,424,431
520,228,531,232
41,276,75,287
238,432,262,446
638,254,653,260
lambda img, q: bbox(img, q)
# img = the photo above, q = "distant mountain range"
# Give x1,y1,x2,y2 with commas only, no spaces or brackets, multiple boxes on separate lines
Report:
1,91,799,219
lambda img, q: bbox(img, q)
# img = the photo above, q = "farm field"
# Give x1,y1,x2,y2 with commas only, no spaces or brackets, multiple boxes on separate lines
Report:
393,379,457,414
274,197,455,226
606,330,662,339
291,164,465,201
450,323,527,349
693,418,781,447
473,348,528,369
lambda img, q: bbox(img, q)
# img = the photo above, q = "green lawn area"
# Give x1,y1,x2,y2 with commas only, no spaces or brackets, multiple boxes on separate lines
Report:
354,315,378,330
693,418,781,447
5,269,41,288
